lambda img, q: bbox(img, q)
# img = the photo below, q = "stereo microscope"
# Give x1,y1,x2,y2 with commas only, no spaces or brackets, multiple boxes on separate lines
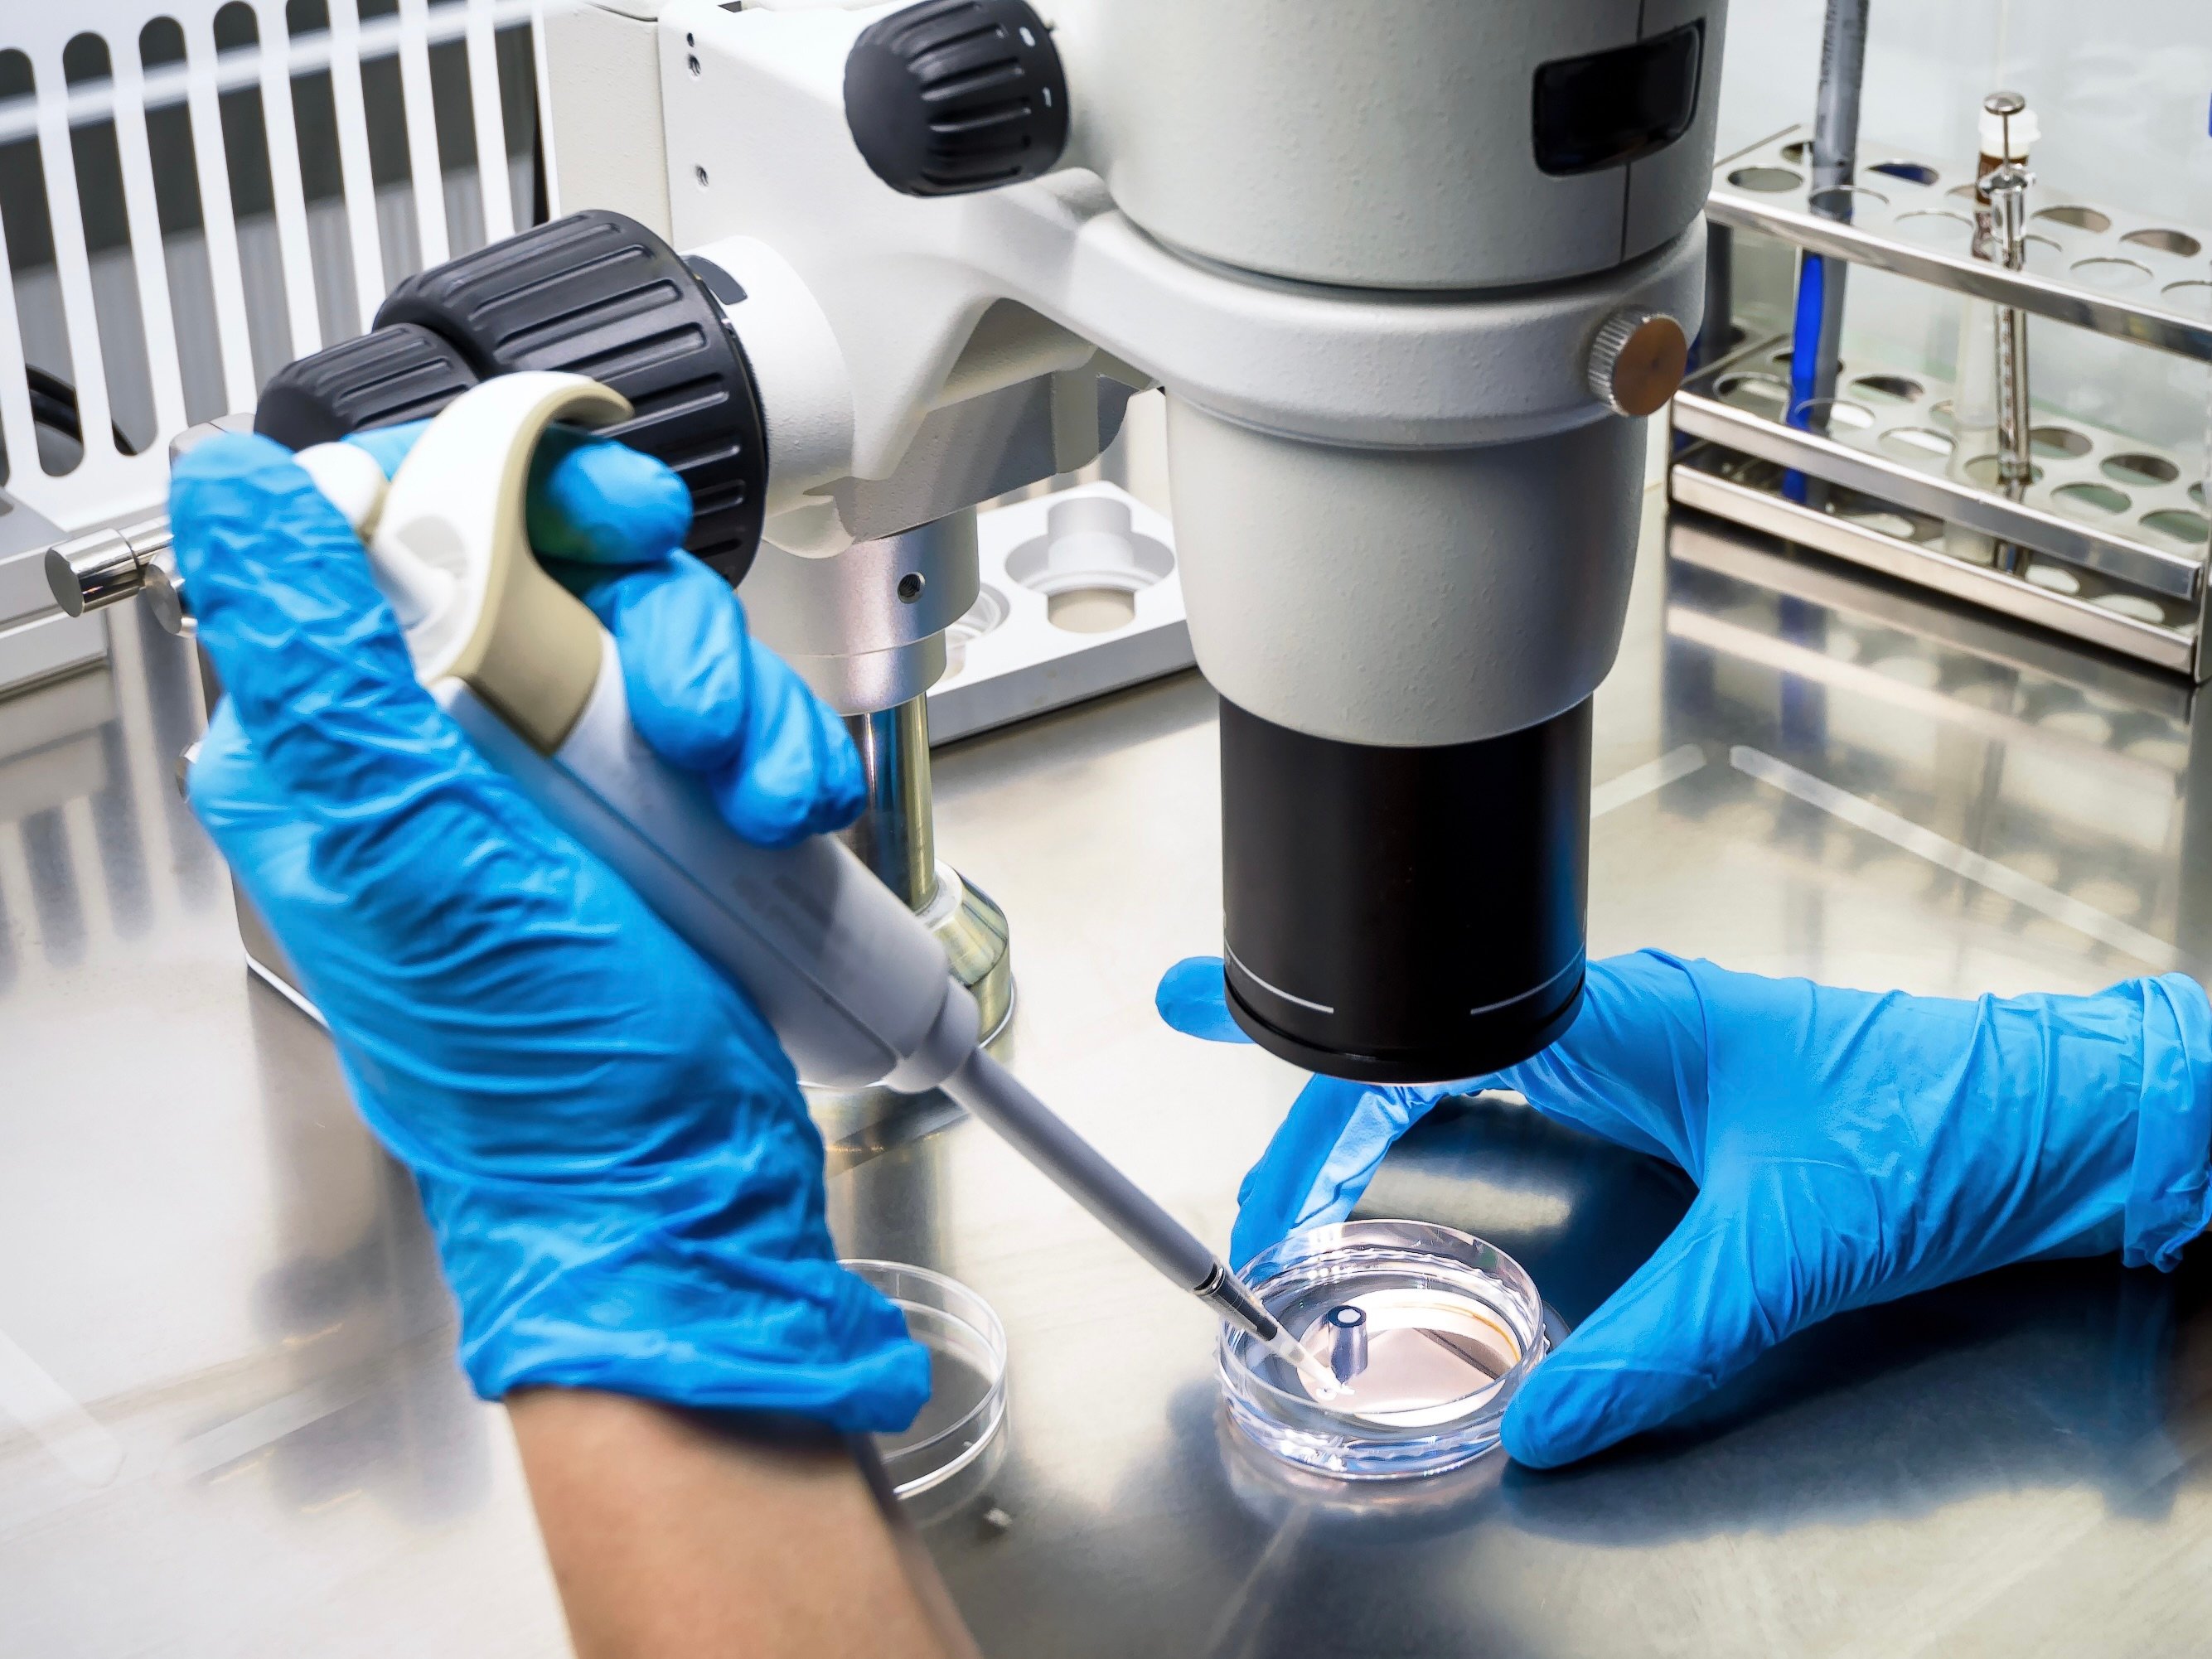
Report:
53,0,1724,1085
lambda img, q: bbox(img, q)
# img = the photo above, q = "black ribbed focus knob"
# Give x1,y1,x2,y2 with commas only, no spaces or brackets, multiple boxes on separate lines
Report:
252,322,479,448
844,0,1068,197
375,210,769,584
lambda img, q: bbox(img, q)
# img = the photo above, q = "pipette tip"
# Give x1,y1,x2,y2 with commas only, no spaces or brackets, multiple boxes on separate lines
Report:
1194,1261,1347,1398
1264,1328,1349,1400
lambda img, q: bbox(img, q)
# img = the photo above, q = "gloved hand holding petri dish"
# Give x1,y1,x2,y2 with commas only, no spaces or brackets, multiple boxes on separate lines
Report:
1164,950,2212,1477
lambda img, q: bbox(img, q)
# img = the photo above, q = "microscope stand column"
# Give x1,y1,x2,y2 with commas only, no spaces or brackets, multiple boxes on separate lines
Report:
741,508,1014,1050
840,696,937,909
840,694,1013,1042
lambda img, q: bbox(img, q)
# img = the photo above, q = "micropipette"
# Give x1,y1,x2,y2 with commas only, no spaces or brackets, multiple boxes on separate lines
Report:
288,373,1340,1397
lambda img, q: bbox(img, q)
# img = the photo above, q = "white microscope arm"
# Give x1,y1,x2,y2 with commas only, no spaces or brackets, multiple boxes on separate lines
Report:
644,0,1727,1082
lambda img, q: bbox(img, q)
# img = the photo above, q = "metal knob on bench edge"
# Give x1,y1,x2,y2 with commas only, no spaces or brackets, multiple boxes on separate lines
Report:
42,415,244,627
46,515,172,617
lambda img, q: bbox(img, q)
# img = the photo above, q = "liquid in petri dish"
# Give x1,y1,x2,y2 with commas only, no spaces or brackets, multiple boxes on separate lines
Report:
1290,1288,1524,1426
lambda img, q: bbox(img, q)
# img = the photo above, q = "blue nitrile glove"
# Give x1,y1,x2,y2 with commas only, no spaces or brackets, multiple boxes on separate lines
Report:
172,422,929,1432
1158,950,2212,1468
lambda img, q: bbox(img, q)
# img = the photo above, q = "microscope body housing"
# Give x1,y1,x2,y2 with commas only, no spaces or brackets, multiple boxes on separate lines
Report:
512,0,1730,1080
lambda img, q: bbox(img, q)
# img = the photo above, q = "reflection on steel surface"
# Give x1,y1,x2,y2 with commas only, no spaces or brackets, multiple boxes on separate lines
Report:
1669,608,2180,793
1731,744,2181,971
161,1371,378,1485
1590,743,1708,819
0,1323,123,1487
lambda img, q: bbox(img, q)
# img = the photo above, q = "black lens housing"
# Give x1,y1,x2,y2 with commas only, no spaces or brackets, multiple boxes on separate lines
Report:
1218,697,1591,1083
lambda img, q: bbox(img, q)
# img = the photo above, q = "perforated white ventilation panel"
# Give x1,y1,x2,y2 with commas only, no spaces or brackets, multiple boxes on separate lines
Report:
0,0,550,534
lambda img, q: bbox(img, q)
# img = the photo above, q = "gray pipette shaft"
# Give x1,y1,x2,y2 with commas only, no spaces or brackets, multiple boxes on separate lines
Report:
941,1047,1291,1347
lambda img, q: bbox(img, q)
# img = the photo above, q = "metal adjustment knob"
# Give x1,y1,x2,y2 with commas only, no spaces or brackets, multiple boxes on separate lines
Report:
843,0,1068,197
1586,307,1689,418
44,416,245,626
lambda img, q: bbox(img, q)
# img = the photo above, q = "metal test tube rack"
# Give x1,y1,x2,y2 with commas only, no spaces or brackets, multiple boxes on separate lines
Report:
1672,117,2212,679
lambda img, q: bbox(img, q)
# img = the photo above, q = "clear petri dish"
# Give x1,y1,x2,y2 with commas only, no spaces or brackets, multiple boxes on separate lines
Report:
845,1260,1008,1498
1217,1221,1553,1480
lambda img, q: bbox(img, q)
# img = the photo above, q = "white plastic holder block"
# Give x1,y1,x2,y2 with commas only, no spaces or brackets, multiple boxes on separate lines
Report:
927,482,1194,746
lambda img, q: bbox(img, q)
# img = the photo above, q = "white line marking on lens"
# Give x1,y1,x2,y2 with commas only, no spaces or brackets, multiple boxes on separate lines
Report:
1225,944,1336,1014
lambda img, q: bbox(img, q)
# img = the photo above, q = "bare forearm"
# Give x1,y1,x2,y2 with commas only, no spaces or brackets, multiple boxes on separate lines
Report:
508,1390,980,1659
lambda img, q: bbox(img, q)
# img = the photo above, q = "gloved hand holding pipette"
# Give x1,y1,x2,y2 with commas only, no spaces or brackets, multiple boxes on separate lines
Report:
176,419,932,1428
174,419,999,1657
174,378,1330,1642
1161,950,2212,1468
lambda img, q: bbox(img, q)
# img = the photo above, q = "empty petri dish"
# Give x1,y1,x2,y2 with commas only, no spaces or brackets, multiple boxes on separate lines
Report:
1217,1221,1554,1480
845,1260,1008,1498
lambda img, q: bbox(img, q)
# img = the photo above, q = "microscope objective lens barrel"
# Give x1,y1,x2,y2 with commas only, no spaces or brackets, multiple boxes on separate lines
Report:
1217,696,1593,1083
1167,391,1643,1087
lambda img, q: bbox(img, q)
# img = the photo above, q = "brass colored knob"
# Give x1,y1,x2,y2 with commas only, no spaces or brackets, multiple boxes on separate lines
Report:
1586,308,1689,418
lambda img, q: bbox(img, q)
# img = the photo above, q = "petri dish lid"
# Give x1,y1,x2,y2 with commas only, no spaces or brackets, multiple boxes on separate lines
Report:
844,1259,1009,1499
1217,1221,1555,1480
